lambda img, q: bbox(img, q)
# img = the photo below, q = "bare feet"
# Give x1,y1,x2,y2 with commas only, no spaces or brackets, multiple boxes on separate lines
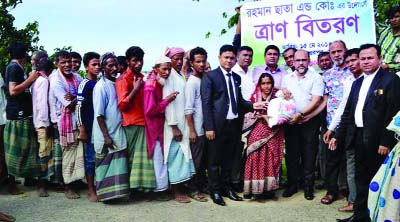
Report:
0,212,15,222
65,187,80,199
88,192,99,202
38,187,49,197
174,193,191,203
7,184,23,195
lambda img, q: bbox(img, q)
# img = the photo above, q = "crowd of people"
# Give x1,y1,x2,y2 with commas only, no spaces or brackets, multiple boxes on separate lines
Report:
1,6,400,222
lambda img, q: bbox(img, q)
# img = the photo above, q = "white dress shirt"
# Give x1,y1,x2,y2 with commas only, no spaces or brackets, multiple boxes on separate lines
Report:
281,69,324,112
221,67,238,119
354,69,378,127
232,64,255,101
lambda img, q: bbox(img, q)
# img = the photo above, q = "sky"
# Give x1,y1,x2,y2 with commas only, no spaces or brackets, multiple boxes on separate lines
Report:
10,0,251,71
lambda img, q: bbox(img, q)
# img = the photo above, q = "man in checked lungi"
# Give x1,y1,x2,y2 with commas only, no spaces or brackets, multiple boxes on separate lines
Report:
50,51,85,199
115,47,156,199
3,42,41,195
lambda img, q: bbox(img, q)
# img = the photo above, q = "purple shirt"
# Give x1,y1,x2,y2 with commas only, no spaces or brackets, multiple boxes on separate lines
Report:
252,64,287,89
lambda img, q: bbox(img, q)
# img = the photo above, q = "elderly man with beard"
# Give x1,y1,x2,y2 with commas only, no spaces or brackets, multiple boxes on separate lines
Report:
92,53,129,202
143,56,177,200
164,47,196,203
50,50,85,199
281,49,324,200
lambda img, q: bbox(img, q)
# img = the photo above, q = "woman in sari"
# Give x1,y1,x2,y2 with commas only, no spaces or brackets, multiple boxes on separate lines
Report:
243,73,285,200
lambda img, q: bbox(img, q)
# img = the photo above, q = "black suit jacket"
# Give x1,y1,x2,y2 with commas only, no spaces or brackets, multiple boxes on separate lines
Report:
201,67,253,134
335,68,400,151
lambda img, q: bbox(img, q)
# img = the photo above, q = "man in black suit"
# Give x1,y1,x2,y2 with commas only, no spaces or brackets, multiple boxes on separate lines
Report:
201,45,266,206
331,44,400,222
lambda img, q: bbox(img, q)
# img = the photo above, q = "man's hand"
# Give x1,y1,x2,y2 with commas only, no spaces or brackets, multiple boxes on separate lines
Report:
299,114,311,124
189,129,197,144
171,126,183,142
64,92,75,101
381,64,389,70
328,138,337,151
77,126,88,143
323,130,334,144
102,136,113,154
206,130,215,140
166,91,179,103
377,145,390,155
28,70,40,82
289,113,303,124
133,77,144,90
253,101,268,110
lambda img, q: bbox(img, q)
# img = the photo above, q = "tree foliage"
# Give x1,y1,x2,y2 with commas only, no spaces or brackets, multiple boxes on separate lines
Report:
0,0,40,76
375,0,400,24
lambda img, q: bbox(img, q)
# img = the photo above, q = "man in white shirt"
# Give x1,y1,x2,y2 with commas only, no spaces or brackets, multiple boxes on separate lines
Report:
281,50,324,200
282,48,297,73
185,47,208,201
232,46,255,101
332,44,400,222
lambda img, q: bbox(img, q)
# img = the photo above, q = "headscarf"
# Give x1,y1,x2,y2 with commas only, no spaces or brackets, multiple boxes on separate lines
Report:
164,47,184,58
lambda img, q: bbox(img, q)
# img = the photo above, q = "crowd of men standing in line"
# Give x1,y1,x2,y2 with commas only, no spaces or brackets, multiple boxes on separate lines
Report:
0,6,400,222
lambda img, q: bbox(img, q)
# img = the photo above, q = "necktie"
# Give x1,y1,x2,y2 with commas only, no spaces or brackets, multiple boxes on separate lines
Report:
227,73,238,115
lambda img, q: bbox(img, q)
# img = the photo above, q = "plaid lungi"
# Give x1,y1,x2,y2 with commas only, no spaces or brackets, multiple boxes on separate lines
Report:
4,118,40,177
124,126,156,191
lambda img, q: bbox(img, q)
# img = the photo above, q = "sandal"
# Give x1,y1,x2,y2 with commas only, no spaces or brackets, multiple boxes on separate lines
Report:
174,193,191,203
320,194,336,205
338,203,354,212
189,192,208,202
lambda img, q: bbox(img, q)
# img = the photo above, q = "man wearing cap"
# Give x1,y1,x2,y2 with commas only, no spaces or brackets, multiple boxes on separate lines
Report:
144,56,177,199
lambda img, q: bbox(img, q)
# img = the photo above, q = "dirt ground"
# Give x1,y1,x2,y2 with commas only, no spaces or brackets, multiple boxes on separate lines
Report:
0,185,352,222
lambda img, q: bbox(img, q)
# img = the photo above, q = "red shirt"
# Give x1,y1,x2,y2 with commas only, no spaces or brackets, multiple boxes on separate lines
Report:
115,68,145,126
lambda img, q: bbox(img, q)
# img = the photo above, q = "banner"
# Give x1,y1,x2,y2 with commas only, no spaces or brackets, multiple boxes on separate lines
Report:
241,0,376,68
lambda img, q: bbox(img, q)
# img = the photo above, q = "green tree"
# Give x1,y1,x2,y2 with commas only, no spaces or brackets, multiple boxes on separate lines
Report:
0,0,40,76
375,0,400,24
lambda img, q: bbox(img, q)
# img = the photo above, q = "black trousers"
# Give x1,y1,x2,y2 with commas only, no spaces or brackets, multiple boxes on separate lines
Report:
207,119,241,193
352,128,385,222
325,136,347,197
285,117,320,189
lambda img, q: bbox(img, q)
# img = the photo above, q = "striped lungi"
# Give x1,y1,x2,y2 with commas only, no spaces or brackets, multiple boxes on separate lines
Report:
96,150,129,201
61,131,85,184
124,126,156,191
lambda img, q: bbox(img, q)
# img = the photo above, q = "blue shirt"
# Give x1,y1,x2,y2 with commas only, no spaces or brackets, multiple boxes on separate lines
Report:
77,78,96,140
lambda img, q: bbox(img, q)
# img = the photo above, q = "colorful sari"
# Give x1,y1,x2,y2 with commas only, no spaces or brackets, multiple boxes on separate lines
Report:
243,88,284,196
